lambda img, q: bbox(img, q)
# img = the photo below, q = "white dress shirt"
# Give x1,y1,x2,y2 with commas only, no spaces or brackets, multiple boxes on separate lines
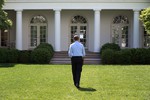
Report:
68,41,86,57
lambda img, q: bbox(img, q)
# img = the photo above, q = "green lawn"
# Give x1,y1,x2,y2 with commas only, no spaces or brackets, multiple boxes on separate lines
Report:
0,64,150,100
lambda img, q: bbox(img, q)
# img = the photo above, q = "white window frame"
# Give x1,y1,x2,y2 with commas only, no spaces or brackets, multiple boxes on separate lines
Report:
111,15,130,48
29,15,47,49
69,15,88,48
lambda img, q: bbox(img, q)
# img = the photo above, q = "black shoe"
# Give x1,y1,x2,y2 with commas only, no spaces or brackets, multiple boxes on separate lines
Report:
76,86,80,88
75,83,80,88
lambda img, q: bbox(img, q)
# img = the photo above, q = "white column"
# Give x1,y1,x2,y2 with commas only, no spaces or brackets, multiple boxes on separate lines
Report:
133,9,140,48
15,9,23,50
94,9,101,52
54,9,61,51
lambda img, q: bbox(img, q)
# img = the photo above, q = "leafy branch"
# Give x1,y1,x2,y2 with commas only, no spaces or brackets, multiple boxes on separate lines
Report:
0,0,12,30
140,7,150,34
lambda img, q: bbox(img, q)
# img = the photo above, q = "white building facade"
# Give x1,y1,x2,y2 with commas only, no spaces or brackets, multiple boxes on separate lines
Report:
1,0,150,52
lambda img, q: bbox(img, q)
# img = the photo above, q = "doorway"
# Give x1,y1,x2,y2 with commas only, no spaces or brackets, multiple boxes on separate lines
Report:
70,15,88,48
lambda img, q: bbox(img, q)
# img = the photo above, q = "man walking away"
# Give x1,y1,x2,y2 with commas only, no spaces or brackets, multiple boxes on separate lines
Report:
68,35,86,88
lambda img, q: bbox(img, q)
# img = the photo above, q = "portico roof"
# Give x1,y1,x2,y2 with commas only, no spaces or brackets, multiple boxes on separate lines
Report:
3,0,150,10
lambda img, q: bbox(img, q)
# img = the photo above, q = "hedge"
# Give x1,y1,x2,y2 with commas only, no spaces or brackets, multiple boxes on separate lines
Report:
100,43,120,54
30,48,51,64
7,48,19,63
35,43,54,57
101,48,150,65
18,50,32,63
0,48,8,63
0,43,54,64
101,49,115,64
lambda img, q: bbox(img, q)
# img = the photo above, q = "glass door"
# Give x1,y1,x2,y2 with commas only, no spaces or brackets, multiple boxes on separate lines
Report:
30,26,38,47
40,26,47,43
71,26,77,44
30,25,47,48
121,26,128,47
30,15,47,49
112,25,129,48
79,26,86,47
70,25,87,47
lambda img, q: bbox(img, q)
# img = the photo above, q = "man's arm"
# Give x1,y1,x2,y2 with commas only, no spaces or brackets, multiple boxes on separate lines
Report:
68,45,72,57
82,45,86,57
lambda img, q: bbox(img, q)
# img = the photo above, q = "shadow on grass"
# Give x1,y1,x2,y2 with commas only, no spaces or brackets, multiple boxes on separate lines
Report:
78,87,96,92
0,63,16,68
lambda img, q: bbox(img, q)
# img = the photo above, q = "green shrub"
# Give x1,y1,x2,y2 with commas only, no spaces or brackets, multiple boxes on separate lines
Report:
131,48,150,64
0,48,8,63
36,43,54,54
128,48,136,64
7,48,19,63
100,43,120,54
145,49,150,64
31,48,51,64
113,51,121,64
101,48,150,65
114,49,132,65
101,49,115,64
18,50,32,63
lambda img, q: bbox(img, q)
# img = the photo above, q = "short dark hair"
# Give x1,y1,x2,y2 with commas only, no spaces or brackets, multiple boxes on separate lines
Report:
74,35,79,41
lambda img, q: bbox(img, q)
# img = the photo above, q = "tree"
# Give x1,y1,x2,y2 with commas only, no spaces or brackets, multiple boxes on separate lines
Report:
0,0,12,30
140,7,150,34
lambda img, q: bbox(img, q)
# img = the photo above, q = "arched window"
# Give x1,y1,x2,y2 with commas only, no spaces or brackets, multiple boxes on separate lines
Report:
71,15,87,24
30,15,47,48
113,15,129,24
70,15,88,47
112,15,129,48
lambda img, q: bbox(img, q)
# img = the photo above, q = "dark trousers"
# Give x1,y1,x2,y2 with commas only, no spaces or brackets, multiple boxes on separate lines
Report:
71,56,83,86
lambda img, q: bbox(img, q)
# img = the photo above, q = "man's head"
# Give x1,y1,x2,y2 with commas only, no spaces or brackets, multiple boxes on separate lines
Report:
73,35,79,41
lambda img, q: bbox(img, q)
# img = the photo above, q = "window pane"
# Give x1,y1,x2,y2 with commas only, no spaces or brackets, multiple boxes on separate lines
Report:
112,27,119,45
31,39,37,46
71,26,77,43
113,15,129,24
30,15,47,23
71,15,87,24
1,30,8,46
121,26,128,47
144,30,150,47
40,26,46,43
30,26,37,46
80,26,86,47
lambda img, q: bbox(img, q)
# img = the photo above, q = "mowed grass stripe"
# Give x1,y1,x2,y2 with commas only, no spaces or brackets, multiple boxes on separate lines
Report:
0,64,150,100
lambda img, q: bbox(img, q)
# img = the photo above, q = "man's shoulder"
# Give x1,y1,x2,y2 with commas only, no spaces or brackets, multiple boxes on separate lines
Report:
78,42,84,46
71,41,84,46
71,42,75,45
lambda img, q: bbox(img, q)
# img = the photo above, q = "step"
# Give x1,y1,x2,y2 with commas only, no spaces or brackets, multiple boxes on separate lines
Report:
50,51,101,64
